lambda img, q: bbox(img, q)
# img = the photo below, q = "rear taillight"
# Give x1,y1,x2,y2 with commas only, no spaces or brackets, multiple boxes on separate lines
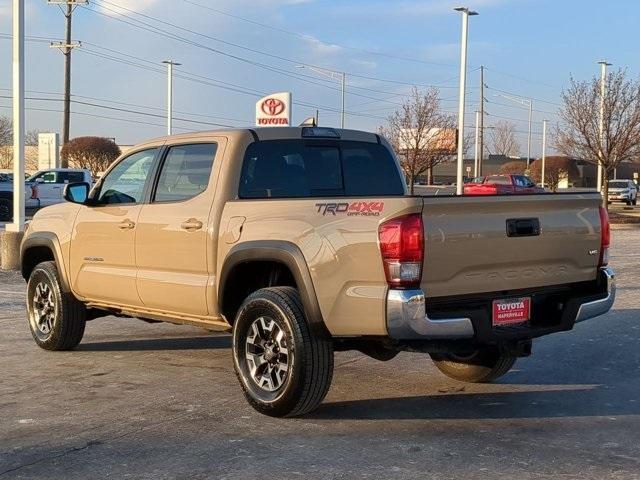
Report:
598,206,610,267
30,184,38,199
378,213,424,288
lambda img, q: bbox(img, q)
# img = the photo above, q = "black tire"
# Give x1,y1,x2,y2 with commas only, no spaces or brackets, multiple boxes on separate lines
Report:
232,287,333,417
430,347,516,383
26,261,86,351
633,197,637,206
626,200,632,206
0,197,11,221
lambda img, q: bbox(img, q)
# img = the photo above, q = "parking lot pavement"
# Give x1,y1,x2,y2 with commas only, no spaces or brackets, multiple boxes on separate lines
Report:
1,231,640,480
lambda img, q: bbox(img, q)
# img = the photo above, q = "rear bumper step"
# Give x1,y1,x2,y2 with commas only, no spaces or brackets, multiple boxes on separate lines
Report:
386,267,615,340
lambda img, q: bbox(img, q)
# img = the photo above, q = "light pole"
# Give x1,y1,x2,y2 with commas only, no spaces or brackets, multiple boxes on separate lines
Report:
454,7,478,195
474,110,480,177
9,0,24,233
597,60,611,192
496,93,533,167
297,65,346,128
162,60,181,135
541,119,547,189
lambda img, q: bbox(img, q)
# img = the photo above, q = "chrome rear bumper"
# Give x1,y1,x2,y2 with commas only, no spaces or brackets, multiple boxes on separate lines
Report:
575,267,615,323
386,267,616,340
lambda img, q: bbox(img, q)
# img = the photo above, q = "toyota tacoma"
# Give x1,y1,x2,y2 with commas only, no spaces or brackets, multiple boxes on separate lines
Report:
20,127,615,417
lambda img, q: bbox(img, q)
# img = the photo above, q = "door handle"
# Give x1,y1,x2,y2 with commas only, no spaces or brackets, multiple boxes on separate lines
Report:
181,218,203,231
118,219,136,230
506,218,540,237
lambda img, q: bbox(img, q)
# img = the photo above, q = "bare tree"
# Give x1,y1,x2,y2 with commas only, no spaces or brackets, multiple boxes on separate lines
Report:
380,87,456,193
61,137,121,174
25,130,41,146
0,116,41,169
489,121,520,157
556,69,640,207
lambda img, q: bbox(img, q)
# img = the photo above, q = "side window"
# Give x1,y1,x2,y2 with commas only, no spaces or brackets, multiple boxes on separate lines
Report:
58,171,86,184
97,148,158,205
153,143,217,203
32,171,57,183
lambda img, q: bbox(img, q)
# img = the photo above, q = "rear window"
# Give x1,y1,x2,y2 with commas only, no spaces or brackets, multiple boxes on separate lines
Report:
609,181,629,188
486,175,512,185
238,140,404,199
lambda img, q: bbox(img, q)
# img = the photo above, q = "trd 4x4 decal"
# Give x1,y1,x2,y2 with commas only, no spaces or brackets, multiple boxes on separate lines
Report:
315,201,384,216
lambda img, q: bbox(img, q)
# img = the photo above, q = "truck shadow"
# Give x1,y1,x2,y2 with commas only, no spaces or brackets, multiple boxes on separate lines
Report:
77,334,231,351
311,383,640,420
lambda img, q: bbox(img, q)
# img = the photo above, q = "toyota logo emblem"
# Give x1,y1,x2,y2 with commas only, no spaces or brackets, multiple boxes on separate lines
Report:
261,98,285,116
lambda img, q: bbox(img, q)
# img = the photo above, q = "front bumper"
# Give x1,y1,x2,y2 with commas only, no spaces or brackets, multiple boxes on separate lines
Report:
386,267,615,340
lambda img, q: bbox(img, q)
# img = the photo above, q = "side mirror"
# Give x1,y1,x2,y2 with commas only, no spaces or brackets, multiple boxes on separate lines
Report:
35,177,45,183
63,182,90,204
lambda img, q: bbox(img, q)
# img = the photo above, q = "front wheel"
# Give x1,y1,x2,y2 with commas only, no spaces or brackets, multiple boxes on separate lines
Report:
430,347,516,383
232,287,333,417
27,261,86,350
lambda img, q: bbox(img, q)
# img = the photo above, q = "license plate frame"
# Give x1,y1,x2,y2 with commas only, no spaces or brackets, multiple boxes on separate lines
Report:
492,297,531,326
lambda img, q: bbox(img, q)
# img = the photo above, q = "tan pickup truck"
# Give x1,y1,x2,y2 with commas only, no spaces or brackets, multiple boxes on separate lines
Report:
20,127,615,417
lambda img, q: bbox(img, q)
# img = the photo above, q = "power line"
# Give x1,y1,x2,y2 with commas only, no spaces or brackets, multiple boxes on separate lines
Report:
0,103,198,132
182,0,461,70
87,0,465,90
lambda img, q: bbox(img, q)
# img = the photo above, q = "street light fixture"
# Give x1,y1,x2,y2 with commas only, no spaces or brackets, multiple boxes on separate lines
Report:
496,92,533,167
454,7,478,195
297,65,346,129
162,60,181,135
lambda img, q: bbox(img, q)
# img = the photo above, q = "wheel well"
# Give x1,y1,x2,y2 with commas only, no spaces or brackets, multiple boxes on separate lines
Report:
21,246,55,281
220,261,296,324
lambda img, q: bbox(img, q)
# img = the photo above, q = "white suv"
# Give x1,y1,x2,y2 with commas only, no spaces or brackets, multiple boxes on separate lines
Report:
607,179,638,206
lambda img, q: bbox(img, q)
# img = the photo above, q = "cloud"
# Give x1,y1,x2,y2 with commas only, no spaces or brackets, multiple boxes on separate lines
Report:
395,0,513,16
351,59,378,70
301,34,342,55
96,0,160,16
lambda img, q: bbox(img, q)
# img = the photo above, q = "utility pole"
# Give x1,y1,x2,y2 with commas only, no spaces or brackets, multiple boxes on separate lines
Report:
541,119,547,189
479,65,484,176
474,110,480,177
48,0,86,168
597,60,612,192
163,60,181,135
454,7,478,195
527,99,532,168
340,72,346,129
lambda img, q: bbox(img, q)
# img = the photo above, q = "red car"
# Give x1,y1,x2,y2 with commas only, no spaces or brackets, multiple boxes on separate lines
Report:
464,174,545,195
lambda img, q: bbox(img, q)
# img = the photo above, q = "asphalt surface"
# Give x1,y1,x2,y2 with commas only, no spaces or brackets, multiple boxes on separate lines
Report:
1,228,640,479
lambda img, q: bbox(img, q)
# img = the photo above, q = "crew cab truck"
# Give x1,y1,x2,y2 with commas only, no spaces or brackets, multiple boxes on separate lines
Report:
20,127,615,417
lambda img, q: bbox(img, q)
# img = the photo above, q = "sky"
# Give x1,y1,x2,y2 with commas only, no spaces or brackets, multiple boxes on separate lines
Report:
0,0,638,156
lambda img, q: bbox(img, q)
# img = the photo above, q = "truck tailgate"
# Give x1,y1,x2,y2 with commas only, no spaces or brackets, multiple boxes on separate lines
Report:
420,193,603,297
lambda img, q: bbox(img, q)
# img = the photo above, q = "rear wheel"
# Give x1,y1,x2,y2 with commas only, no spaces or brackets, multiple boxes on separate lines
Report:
27,261,86,350
0,198,11,221
232,287,333,417
430,347,516,383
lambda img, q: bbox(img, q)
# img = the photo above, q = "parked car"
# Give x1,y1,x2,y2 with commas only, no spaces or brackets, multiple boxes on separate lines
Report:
606,179,637,206
464,174,545,195
21,127,614,417
27,168,93,208
0,179,39,221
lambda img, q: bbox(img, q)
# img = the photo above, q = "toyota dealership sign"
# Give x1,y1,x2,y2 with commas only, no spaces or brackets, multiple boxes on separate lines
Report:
255,92,292,126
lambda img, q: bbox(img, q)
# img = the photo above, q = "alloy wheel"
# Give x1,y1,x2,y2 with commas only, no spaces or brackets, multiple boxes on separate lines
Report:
244,316,290,392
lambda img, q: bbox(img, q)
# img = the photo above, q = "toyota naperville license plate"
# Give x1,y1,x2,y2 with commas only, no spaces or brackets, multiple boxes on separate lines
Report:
492,297,531,326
